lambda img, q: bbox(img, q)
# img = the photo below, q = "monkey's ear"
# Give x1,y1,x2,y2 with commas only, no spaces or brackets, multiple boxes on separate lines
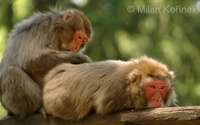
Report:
63,11,73,20
169,71,175,79
128,70,140,83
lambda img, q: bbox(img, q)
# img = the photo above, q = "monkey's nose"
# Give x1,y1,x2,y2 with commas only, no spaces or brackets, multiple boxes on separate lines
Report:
78,35,87,44
153,98,163,107
155,98,160,102
75,31,89,44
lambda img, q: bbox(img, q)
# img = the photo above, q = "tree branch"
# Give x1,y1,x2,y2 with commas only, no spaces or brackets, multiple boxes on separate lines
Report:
1,106,200,125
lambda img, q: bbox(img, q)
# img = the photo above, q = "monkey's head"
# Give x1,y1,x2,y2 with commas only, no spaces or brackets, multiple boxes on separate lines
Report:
53,9,92,52
127,56,175,109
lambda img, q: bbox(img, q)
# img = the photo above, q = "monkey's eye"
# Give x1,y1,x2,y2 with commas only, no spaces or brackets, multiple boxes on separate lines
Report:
148,74,154,77
160,86,165,89
78,35,82,39
149,85,155,89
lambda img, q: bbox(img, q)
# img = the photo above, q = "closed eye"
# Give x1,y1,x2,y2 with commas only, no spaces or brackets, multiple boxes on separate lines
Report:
148,74,154,77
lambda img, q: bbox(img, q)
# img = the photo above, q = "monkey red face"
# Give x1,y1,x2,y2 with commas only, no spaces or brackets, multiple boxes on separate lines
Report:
145,81,168,108
60,11,90,52
70,31,89,52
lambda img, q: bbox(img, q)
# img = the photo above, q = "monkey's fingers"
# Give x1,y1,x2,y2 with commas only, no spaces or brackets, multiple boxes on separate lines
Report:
83,55,92,63
72,54,91,64
37,106,48,120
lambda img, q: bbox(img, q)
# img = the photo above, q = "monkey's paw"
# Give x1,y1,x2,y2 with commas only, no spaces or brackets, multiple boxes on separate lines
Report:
37,106,47,120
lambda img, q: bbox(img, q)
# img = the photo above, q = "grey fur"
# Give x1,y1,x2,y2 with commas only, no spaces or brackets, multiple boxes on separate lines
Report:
0,9,92,118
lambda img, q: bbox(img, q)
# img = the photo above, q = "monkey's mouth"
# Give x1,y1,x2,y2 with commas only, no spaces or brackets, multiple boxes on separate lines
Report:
147,101,164,108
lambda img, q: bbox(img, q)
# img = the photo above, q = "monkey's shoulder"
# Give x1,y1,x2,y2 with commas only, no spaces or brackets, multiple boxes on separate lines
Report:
59,60,129,69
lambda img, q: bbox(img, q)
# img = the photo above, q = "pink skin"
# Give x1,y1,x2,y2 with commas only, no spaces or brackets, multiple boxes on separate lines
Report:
70,31,89,52
62,11,89,52
145,81,168,108
63,11,73,20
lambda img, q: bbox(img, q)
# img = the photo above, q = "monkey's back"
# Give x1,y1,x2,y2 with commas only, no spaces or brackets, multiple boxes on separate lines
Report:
0,12,59,69
43,60,134,120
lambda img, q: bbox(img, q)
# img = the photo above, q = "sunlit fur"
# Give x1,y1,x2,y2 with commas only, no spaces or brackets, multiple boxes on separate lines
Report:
43,56,177,120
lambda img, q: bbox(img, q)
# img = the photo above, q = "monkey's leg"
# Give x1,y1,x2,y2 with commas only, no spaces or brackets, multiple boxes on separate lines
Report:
0,64,42,118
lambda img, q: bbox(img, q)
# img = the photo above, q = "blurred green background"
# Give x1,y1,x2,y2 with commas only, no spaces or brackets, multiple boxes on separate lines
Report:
0,0,200,118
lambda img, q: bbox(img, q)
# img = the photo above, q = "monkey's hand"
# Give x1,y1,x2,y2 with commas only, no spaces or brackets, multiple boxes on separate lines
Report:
37,106,47,120
72,54,91,64
62,52,91,64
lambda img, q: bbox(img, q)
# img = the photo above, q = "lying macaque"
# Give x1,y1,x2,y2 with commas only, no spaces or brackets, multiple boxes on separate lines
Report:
43,56,177,120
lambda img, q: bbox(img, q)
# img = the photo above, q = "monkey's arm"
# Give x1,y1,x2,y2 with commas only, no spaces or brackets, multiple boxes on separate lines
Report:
24,49,90,72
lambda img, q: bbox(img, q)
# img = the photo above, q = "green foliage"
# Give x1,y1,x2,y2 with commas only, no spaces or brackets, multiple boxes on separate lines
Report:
0,0,200,118
0,104,6,118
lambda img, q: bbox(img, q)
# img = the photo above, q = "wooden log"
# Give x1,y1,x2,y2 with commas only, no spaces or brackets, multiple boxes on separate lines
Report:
0,106,200,125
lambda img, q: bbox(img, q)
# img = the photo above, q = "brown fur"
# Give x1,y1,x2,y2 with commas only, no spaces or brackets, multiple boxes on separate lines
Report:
0,9,92,118
43,56,177,120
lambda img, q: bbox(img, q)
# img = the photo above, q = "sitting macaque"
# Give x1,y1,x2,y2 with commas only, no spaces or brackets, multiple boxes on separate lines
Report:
0,9,92,118
43,56,177,120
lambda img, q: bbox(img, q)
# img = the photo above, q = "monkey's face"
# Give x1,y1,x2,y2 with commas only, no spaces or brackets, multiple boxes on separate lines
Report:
128,57,175,109
129,73,173,109
145,80,168,108
58,10,92,52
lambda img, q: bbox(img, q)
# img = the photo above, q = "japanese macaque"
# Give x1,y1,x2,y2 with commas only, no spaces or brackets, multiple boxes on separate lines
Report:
0,9,92,118
43,56,177,120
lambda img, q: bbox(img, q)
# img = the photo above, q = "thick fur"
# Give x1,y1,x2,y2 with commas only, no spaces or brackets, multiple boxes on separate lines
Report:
0,9,92,118
43,56,177,120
